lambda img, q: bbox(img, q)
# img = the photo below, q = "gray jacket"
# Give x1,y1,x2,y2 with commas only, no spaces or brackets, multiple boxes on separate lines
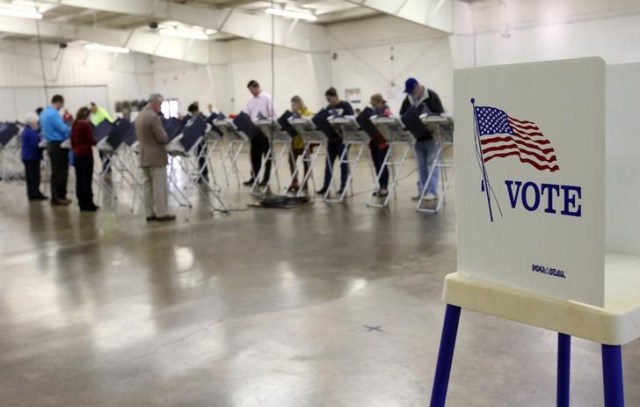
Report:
135,106,168,167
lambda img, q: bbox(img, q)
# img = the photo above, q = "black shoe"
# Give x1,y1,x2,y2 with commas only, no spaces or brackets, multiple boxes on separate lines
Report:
146,215,157,222
259,180,269,187
80,205,99,212
337,188,346,195
243,178,255,186
29,195,48,201
156,215,176,222
316,187,328,195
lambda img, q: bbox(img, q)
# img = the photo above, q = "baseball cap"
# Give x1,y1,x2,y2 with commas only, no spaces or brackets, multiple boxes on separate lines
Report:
404,77,419,94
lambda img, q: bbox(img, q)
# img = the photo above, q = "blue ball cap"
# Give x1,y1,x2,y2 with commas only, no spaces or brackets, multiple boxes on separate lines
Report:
404,77,419,94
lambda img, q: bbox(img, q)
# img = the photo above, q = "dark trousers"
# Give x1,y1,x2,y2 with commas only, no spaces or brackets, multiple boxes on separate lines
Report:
74,154,95,209
250,130,271,182
322,141,349,190
370,146,390,189
23,160,43,198
46,142,69,202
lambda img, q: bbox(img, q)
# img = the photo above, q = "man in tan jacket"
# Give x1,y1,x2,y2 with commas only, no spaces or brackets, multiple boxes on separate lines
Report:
135,93,175,222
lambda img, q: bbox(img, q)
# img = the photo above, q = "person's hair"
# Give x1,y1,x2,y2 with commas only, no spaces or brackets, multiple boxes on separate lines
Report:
187,103,199,113
76,107,91,121
325,87,338,98
247,80,259,88
291,95,307,110
90,102,96,107
35,107,43,116
24,112,39,127
148,93,164,103
51,94,64,104
370,93,386,105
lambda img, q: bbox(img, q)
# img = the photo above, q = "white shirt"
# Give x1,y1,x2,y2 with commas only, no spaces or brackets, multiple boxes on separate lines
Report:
245,92,276,120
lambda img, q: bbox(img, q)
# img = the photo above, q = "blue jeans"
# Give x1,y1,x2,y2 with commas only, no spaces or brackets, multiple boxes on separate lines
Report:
322,141,349,190
415,139,440,196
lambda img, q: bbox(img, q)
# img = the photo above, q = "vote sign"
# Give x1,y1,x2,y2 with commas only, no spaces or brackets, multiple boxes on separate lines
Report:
454,58,605,307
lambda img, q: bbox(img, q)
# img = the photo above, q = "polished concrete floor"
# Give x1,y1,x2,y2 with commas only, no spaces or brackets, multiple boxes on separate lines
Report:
2,155,640,406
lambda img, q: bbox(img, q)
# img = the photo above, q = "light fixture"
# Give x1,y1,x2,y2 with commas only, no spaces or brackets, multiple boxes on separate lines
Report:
265,8,317,22
0,4,42,19
84,43,130,54
159,28,209,40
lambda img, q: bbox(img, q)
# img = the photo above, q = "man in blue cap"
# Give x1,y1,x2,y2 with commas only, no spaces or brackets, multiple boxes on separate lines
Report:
400,77,444,201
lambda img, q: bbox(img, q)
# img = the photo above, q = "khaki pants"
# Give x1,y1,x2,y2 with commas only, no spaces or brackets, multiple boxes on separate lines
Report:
142,166,168,217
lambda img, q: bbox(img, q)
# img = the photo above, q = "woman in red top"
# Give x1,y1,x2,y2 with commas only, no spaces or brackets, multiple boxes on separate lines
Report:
71,107,98,211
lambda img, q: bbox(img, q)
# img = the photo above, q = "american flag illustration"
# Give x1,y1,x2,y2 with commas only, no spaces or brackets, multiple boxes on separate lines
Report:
474,106,559,172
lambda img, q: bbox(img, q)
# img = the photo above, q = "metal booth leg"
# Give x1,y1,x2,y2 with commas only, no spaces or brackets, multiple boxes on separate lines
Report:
602,344,624,407
430,304,462,407
557,333,571,407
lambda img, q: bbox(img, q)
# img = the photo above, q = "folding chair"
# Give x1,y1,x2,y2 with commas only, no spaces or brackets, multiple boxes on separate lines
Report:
166,116,228,216
0,123,21,182
287,117,328,198
212,118,250,188
416,115,455,213
367,116,416,208
253,118,292,195
323,116,370,203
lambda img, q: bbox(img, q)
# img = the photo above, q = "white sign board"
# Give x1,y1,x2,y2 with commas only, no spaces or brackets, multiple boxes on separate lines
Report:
606,62,640,256
454,57,605,307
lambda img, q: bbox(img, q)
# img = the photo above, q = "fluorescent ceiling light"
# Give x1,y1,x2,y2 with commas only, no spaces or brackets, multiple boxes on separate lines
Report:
0,4,42,19
159,28,209,40
265,8,317,22
84,43,130,54
12,0,55,12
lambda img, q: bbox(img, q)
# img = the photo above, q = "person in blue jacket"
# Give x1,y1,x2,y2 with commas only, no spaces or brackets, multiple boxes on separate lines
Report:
40,94,71,206
21,113,47,201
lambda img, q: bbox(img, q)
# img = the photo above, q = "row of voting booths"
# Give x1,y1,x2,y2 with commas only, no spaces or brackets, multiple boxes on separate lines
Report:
224,104,454,209
91,99,456,215
0,97,455,216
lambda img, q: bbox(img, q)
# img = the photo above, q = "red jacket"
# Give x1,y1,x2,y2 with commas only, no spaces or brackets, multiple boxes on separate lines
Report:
71,120,96,157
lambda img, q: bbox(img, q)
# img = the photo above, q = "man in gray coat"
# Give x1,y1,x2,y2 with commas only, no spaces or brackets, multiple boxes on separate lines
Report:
135,93,176,222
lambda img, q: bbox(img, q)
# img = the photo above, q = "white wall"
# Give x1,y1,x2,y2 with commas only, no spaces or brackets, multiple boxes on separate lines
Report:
152,40,332,116
149,15,454,117
0,41,153,120
227,40,331,115
152,60,229,115
453,0,640,68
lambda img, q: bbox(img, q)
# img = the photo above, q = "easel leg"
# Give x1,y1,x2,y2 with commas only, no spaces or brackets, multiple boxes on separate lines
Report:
557,333,571,407
602,344,624,407
430,304,462,407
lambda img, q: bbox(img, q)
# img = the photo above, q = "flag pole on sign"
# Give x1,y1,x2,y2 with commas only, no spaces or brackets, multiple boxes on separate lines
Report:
471,98,494,223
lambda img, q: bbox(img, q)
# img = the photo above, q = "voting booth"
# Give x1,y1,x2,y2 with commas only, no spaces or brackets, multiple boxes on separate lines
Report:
0,122,21,181
431,57,640,407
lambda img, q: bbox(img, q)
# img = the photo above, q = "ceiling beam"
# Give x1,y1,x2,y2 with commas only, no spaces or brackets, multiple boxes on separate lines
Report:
0,15,230,65
50,8,99,24
217,0,262,8
47,0,330,52
344,0,453,34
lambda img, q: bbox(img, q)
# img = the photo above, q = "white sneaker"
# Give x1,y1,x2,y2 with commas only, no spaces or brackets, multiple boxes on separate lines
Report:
425,193,438,201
